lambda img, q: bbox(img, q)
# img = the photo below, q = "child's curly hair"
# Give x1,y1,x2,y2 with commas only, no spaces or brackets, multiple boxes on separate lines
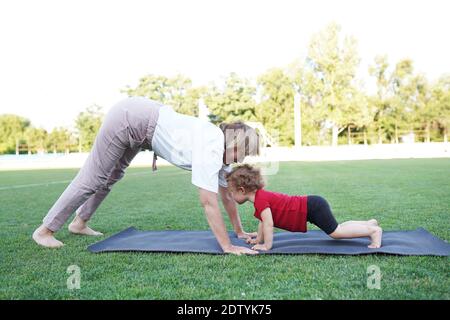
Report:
225,164,265,192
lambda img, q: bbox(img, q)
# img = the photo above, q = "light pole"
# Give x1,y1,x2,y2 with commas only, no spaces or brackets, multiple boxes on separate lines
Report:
294,92,302,148
198,98,210,122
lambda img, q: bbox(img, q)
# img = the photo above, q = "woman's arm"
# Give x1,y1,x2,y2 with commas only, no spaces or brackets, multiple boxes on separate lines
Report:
199,188,258,255
252,208,274,251
219,186,257,239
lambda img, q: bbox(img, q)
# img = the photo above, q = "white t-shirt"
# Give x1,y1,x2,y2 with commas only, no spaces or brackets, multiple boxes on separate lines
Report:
151,106,231,193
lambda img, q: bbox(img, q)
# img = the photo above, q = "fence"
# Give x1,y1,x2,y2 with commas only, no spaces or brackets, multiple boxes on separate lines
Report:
0,142,448,171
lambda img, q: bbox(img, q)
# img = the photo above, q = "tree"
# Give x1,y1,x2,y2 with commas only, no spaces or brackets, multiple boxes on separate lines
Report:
369,55,391,144
430,75,450,142
344,89,373,144
290,60,326,145
75,105,104,152
24,127,48,154
387,59,415,143
204,73,257,124
256,68,295,146
0,114,31,154
305,23,366,146
123,74,200,116
177,86,207,117
370,57,424,143
411,74,434,142
47,127,73,154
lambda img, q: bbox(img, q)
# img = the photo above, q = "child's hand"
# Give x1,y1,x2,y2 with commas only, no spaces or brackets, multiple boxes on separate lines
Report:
237,231,258,240
246,238,258,245
251,244,270,251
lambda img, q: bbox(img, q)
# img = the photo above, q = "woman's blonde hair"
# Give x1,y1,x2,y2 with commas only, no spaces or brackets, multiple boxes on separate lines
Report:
219,121,260,157
225,164,265,192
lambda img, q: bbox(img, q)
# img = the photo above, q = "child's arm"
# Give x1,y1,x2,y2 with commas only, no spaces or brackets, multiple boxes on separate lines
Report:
246,222,264,245
252,208,274,251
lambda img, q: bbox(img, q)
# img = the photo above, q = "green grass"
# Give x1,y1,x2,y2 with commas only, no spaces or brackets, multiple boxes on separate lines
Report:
0,159,449,299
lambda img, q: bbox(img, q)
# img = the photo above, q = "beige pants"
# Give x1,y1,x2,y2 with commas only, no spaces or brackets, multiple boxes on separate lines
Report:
43,97,161,231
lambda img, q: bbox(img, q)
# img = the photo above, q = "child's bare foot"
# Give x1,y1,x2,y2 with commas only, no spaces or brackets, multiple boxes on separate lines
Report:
368,226,383,248
368,219,379,226
32,225,64,248
68,215,103,236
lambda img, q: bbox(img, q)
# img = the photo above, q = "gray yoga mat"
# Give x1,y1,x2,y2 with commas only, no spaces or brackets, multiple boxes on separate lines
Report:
87,227,450,256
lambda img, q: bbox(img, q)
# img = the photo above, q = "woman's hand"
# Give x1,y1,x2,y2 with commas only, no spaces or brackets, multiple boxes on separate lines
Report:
223,245,259,255
251,244,270,251
236,231,258,240
245,238,259,245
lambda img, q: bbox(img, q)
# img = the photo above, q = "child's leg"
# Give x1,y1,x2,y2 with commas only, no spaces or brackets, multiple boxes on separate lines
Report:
330,223,383,248
340,219,378,227
307,196,382,248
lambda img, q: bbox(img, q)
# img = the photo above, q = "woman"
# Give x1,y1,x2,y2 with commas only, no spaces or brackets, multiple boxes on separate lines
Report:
32,96,260,255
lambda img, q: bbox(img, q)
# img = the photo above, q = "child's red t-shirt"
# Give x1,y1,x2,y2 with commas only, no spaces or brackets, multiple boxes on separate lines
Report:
253,188,308,232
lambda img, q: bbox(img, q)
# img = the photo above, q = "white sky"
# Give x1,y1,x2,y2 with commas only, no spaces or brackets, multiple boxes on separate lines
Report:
0,0,449,131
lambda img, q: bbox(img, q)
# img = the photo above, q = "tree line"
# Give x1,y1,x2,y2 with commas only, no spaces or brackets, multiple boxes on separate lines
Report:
1,23,449,154
0,105,103,154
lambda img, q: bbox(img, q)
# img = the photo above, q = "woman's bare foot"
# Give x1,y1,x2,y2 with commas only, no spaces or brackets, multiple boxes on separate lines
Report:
32,225,64,248
68,215,103,236
368,226,383,248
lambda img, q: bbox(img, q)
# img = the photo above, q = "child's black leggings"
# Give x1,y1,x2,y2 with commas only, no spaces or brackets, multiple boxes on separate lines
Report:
307,195,339,235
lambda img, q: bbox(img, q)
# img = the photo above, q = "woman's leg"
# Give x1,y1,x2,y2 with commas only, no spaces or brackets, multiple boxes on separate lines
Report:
330,223,383,248
33,107,131,248
68,147,140,235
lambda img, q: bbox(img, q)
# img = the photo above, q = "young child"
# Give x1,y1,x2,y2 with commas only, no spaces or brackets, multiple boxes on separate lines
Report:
225,164,383,251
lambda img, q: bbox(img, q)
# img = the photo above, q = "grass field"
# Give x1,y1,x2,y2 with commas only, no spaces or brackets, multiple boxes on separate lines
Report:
0,158,449,299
